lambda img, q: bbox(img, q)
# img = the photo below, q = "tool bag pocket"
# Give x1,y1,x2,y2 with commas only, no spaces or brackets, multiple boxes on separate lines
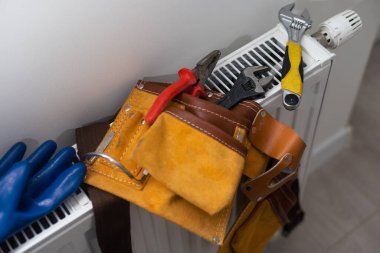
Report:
83,81,306,245
131,106,247,215
84,81,255,243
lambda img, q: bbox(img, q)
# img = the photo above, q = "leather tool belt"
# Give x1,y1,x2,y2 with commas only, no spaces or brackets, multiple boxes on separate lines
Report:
83,80,306,249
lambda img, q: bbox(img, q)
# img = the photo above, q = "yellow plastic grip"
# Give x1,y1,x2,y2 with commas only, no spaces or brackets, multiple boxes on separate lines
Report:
281,41,303,96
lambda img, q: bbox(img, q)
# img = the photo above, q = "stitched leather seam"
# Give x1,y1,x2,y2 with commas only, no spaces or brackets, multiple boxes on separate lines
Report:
238,103,259,112
179,101,249,130
243,100,260,107
108,111,127,151
141,87,248,129
177,89,260,111
242,102,260,110
214,208,224,240
166,110,245,157
239,100,260,109
141,88,160,96
88,166,140,187
215,206,230,240
250,109,263,130
120,122,143,174
221,206,231,237
212,93,261,110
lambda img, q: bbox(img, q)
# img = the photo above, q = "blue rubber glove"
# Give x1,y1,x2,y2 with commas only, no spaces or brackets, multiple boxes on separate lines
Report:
0,140,86,242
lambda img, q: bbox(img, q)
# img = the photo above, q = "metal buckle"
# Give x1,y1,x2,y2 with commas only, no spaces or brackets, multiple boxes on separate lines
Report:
83,152,149,184
83,131,149,184
240,154,297,203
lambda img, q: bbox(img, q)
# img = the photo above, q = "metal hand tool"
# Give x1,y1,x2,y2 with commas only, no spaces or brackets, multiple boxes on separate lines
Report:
217,66,273,109
145,50,221,124
279,3,312,110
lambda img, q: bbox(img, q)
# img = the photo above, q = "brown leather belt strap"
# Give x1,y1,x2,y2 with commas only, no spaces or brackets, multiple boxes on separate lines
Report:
281,179,305,236
241,109,306,203
86,185,132,253
249,109,305,168
76,123,133,253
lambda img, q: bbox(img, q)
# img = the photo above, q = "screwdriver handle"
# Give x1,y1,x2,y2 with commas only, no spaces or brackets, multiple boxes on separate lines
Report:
281,41,304,110
145,68,197,125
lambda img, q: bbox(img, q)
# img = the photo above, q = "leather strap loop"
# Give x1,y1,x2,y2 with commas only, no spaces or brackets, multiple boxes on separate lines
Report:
242,109,306,203
241,156,298,203
249,109,305,168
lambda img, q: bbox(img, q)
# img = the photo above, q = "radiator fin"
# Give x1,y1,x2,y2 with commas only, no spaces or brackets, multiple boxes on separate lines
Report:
206,37,282,91
0,188,87,253
206,37,309,93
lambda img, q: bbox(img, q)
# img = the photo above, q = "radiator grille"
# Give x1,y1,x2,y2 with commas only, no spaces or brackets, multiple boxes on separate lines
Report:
0,188,88,253
206,37,307,94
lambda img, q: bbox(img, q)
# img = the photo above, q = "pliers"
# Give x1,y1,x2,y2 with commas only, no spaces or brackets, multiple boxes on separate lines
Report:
145,50,221,125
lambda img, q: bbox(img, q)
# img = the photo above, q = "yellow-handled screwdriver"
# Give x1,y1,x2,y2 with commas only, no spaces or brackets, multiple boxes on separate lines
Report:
279,3,312,110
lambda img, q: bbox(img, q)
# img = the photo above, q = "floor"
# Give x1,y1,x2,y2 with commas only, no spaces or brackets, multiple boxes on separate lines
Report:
267,42,380,253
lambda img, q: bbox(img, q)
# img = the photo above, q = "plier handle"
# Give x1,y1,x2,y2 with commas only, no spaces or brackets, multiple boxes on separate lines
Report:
145,50,221,125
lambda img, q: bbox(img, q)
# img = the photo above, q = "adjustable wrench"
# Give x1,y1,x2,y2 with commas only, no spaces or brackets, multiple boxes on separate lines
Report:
279,3,312,110
145,50,221,125
217,66,273,109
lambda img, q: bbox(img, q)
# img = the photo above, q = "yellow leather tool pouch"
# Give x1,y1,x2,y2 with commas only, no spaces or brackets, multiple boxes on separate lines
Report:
84,81,305,246
85,81,257,243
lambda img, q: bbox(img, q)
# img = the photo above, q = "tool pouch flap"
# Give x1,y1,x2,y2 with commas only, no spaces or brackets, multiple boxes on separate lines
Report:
131,106,247,215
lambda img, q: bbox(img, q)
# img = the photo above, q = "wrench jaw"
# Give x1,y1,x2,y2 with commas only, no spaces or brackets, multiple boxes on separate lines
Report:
279,3,295,18
279,3,312,43
217,65,273,109
252,65,270,76
243,66,273,94
243,65,269,79
301,8,312,23
258,76,274,91
194,50,221,84
278,2,295,36
252,66,273,92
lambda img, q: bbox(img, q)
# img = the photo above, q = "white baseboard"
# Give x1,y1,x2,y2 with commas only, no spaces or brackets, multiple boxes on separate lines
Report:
308,126,352,174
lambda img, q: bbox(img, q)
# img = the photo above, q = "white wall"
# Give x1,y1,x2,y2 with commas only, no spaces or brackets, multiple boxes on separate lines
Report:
0,0,379,157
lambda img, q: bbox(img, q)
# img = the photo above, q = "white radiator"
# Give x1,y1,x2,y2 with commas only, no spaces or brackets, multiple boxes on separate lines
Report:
1,24,334,253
